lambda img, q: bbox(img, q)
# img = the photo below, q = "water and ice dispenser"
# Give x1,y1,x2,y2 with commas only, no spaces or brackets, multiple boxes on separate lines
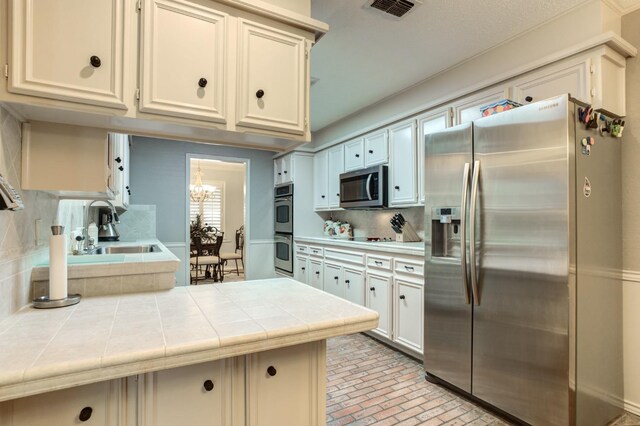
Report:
431,207,461,258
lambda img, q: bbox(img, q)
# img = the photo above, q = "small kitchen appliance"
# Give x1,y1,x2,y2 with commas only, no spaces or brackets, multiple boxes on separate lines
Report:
339,165,387,209
98,207,120,241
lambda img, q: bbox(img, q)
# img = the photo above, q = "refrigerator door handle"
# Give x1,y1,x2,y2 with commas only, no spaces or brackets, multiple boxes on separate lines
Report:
365,174,373,200
460,162,471,305
469,160,481,306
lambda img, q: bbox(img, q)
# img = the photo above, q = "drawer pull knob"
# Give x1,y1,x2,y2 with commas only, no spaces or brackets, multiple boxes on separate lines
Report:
203,379,214,391
301,267,306,271
355,154,360,158
315,271,320,275
283,170,287,174
198,77,208,88
89,56,101,68
334,276,339,280
395,185,400,190
321,195,325,199
374,261,383,266
399,295,406,300
79,407,93,422
267,366,277,376
369,150,374,154
256,89,265,99
345,279,350,284
118,166,124,171
370,287,375,291
115,157,122,163
405,266,415,271
278,172,282,175
525,96,533,103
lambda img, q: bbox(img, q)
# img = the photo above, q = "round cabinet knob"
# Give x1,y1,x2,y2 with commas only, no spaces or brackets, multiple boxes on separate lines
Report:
525,96,533,103
315,271,320,275
321,195,325,199
345,280,350,284
256,89,265,99
368,150,374,154
79,407,93,422
115,157,122,163
278,172,282,176
118,166,124,171
267,366,277,376
198,78,208,88
336,193,340,197
283,171,287,174
334,276,339,280
355,154,360,158
395,186,400,190
126,186,130,189
301,267,306,271
203,379,214,391
399,295,406,300
370,287,375,291
90,56,101,68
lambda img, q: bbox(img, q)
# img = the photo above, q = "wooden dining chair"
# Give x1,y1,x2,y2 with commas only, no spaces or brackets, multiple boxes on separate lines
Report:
190,234,224,284
219,226,244,277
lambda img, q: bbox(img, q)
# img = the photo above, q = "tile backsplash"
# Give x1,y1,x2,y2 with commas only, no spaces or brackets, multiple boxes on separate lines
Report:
116,205,156,241
317,207,425,240
0,107,60,322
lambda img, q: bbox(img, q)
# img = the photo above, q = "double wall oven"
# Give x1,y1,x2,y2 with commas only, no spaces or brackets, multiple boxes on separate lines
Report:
274,183,293,274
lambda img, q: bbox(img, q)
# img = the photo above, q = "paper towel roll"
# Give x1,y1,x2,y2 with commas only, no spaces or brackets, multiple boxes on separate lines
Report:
49,234,68,300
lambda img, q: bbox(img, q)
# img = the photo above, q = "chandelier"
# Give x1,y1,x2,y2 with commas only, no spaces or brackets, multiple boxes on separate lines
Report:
190,161,213,203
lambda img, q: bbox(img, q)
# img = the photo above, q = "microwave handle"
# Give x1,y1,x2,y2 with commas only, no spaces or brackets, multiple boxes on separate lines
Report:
365,174,373,200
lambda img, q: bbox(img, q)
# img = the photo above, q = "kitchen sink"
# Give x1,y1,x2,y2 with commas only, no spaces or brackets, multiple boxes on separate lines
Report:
94,244,161,254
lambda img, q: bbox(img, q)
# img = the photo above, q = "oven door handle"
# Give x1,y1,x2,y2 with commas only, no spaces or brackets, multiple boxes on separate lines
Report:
365,174,373,200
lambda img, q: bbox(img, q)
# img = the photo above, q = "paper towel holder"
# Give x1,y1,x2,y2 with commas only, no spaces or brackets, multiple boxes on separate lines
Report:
32,225,81,309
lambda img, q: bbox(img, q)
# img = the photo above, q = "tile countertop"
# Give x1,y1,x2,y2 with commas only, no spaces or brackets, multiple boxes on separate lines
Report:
295,236,425,256
0,278,378,402
31,239,180,281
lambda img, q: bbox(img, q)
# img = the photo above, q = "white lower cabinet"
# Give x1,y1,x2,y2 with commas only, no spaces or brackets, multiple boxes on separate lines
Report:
246,341,325,426
308,258,324,290
295,255,309,284
344,267,366,306
140,359,241,426
394,277,424,353
0,379,127,426
323,262,343,298
366,272,392,339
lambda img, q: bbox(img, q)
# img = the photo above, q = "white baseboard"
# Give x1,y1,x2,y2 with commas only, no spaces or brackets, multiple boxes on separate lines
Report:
625,398,640,416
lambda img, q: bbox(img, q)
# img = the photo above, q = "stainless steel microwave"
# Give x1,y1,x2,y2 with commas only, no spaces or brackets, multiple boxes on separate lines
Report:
340,165,388,209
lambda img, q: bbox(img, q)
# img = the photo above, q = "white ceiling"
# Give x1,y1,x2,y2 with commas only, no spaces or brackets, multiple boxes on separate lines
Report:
309,0,597,132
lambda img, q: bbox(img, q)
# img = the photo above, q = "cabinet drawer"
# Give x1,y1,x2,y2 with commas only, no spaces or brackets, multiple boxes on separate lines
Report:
394,258,424,278
324,248,365,265
308,246,324,257
367,254,392,271
295,244,309,255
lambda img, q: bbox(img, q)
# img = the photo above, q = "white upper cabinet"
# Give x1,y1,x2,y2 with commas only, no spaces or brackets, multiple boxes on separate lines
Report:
327,145,344,209
452,87,510,125
364,129,388,167
343,138,365,172
512,58,589,107
389,119,417,206
8,0,127,109
236,19,307,135
139,0,227,122
313,150,328,210
274,154,294,186
417,109,450,204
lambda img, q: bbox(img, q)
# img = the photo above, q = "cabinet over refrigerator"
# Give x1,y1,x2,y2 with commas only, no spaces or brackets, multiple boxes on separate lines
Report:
423,94,623,425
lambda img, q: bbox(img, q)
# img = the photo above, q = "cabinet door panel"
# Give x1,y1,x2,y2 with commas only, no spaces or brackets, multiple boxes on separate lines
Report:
366,273,391,339
308,259,323,290
365,130,388,167
394,279,423,353
9,0,127,108
417,109,450,204
513,60,589,106
2,379,123,426
247,342,323,426
344,138,365,171
389,120,417,206
143,360,234,426
313,151,328,209
237,19,306,134
140,0,227,122
295,255,309,284
323,263,343,299
453,87,510,125
327,146,344,209
344,268,365,306
281,155,293,183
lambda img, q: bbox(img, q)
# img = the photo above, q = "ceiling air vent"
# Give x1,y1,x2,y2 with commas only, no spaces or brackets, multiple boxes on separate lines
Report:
366,0,421,18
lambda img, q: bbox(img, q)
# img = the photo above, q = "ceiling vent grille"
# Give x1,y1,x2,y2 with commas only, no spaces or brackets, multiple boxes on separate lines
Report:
366,0,421,18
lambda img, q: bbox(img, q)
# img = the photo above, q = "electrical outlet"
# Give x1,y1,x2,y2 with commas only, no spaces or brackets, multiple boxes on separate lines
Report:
35,219,43,246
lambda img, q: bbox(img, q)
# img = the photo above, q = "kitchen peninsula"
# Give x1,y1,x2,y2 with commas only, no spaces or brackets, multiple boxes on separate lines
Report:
0,278,378,425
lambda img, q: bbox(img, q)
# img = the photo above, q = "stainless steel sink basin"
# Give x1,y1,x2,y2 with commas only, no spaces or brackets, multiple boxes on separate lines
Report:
94,244,161,254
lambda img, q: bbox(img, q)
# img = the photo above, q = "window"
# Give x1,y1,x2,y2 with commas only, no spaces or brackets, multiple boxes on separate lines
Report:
189,181,224,231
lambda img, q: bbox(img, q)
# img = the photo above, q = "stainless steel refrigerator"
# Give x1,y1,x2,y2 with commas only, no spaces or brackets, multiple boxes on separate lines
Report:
423,94,623,425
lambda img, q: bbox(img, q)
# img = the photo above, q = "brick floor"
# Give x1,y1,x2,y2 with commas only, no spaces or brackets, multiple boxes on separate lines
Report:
326,334,510,426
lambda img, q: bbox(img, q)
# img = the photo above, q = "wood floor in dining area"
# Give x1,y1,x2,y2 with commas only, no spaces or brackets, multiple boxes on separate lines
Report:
326,334,508,426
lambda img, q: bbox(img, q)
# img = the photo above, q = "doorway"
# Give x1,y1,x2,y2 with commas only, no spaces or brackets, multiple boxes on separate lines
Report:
187,155,247,285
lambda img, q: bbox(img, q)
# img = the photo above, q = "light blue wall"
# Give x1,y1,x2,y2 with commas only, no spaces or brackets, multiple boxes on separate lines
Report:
129,136,275,245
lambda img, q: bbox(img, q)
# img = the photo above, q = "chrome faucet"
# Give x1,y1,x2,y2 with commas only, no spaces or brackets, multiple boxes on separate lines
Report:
83,200,119,253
